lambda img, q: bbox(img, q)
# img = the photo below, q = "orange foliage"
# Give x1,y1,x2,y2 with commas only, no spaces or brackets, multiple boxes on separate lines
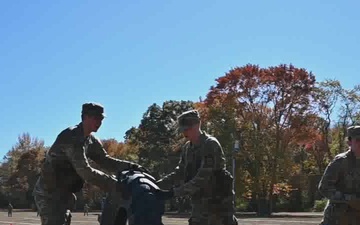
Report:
102,139,136,158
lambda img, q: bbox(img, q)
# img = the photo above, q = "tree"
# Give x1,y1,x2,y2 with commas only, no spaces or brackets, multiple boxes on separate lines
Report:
335,85,360,155
312,79,342,160
1,133,46,207
204,64,316,214
124,100,195,178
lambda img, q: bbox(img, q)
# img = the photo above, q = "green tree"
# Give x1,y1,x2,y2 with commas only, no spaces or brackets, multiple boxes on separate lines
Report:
125,100,195,178
1,133,46,207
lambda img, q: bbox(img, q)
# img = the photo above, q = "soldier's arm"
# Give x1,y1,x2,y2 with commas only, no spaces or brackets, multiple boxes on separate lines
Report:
88,136,139,174
318,158,343,200
156,148,186,189
62,135,117,192
173,138,225,197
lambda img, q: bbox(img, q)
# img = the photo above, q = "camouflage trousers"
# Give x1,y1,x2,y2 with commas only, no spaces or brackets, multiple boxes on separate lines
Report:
34,192,76,225
320,201,360,225
320,211,360,225
189,196,238,225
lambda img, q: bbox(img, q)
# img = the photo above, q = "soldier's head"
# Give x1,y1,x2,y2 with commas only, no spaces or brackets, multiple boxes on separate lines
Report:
347,125,360,152
81,102,106,134
177,109,201,142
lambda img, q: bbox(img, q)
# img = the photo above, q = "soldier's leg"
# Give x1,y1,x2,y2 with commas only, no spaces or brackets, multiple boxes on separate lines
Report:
190,198,238,225
320,201,349,225
188,201,209,225
34,194,68,225
218,196,238,225
213,213,238,225
193,211,224,225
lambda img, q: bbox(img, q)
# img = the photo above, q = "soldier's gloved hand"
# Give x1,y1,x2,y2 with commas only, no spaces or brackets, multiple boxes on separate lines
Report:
129,163,150,173
154,188,174,200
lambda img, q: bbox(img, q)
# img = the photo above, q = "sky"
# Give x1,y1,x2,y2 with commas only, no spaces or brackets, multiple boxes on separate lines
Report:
1,0,359,157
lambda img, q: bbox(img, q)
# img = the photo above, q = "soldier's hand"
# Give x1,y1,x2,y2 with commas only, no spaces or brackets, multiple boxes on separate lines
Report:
154,188,174,200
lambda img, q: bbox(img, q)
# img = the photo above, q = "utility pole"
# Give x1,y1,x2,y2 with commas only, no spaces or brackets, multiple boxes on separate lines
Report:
233,139,240,205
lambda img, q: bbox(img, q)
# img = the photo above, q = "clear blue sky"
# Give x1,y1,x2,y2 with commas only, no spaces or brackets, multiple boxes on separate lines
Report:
1,0,359,157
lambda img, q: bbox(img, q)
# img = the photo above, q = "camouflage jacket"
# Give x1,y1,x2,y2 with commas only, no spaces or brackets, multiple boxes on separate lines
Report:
33,122,136,196
157,131,229,198
318,149,360,224
319,149,360,201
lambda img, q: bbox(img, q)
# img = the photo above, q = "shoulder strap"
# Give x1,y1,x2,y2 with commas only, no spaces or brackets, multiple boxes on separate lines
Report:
200,132,212,154
346,151,355,172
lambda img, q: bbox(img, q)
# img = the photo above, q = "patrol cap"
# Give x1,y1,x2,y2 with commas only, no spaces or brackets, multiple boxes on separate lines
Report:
81,102,106,118
177,109,200,132
347,125,360,140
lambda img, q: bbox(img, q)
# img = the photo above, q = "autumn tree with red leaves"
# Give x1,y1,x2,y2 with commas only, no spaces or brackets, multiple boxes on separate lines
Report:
204,64,316,214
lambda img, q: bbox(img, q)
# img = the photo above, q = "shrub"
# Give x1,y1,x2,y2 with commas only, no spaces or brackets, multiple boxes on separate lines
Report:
313,198,327,212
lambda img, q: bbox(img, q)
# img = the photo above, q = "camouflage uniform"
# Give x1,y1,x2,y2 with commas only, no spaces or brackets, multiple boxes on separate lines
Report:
33,103,141,225
318,126,360,225
84,204,89,216
157,110,238,225
8,203,13,217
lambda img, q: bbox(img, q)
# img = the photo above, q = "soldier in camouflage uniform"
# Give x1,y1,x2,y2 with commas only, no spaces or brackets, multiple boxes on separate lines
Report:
84,203,89,216
33,102,145,225
156,110,238,225
7,203,13,217
318,125,360,225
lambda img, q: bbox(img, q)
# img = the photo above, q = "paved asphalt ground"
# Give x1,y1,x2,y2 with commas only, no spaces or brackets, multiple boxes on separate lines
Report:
0,211,323,225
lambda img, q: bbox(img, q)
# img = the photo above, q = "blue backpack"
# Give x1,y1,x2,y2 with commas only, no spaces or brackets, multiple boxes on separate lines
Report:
100,169,165,225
